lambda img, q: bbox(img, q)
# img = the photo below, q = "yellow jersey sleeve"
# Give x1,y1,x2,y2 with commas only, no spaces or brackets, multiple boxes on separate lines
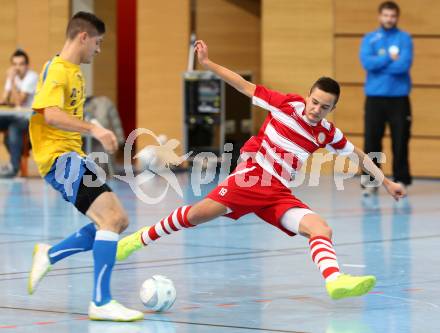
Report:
32,63,67,111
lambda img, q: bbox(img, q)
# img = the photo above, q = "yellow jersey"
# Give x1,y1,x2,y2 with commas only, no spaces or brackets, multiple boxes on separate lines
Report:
30,56,86,176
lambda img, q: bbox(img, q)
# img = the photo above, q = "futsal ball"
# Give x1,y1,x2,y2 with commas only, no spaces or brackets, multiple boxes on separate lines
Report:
139,275,177,312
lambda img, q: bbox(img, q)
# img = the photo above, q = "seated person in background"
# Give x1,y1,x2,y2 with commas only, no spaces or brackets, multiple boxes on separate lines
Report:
84,96,125,175
0,49,38,177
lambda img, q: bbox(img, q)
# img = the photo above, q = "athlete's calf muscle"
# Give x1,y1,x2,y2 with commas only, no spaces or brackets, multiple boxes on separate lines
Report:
298,214,332,239
87,192,129,233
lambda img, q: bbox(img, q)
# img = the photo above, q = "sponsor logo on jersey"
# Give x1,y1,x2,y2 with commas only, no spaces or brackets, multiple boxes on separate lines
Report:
317,132,326,144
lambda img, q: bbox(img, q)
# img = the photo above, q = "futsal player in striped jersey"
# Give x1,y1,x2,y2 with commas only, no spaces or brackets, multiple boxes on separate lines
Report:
117,40,406,300
27,12,143,321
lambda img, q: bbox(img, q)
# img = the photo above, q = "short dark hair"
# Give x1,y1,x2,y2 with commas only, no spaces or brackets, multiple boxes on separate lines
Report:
66,11,105,40
11,49,29,64
378,1,400,15
310,77,341,104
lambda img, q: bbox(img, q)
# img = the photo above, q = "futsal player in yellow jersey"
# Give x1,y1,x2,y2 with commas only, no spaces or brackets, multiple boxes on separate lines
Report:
27,12,143,321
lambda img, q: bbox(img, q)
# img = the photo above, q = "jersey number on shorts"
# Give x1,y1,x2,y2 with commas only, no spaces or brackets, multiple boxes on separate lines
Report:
219,188,228,197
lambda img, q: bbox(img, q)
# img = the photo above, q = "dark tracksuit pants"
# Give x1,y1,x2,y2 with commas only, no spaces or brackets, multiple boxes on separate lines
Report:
364,96,412,185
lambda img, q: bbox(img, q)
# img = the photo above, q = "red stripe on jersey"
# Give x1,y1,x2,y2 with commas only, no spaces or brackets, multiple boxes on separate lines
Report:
254,85,273,102
259,145,290,179
271,118,318,153
289,110,316,138
259,144,300,181
329,123,336,138
261,140,301,170
254,85,290,109
272,160,291,180
259,114,273,135
316,122,336,147
331,136,348,150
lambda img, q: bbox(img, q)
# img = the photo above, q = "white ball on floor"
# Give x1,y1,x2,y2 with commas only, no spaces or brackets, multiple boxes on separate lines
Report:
139,275,177,312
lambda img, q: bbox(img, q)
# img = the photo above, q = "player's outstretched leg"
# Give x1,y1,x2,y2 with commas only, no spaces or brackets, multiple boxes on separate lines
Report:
116,198,227,261
86,192,143,321
298,213,376,300
28,223,97,294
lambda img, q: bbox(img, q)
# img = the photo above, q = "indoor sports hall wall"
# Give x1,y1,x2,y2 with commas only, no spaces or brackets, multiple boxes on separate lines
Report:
0,0,69,77
135,0,262,153
93,0,117,105
261,0,334,104
261,0,337,175
334,0,440,177
136,1,190,152
195,0,262,132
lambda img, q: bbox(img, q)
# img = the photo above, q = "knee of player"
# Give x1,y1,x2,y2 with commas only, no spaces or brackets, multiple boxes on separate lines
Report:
320,223,332,239
187,207,206,225
110,210,129,233
118,212,130,232
309,218,332,239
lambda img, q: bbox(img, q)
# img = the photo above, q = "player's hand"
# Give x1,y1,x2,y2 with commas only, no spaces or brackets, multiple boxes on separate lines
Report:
384,180,406,201
91,125,118,154
6,67,16,80
194,40,210,67
390,53,399,61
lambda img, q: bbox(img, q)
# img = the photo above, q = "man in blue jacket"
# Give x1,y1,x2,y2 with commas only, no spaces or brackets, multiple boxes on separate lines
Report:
360,1,413,195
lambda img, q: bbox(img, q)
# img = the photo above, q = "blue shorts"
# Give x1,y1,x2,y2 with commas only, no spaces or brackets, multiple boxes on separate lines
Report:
44,152,112,214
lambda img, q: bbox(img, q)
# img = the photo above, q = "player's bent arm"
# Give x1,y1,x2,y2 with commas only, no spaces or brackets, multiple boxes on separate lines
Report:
44,106,94,134
201,60,256,98
44,106,118,153
352,146,385,183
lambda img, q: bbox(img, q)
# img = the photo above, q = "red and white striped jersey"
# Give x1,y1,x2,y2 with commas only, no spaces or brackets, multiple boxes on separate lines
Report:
241,85,354,187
